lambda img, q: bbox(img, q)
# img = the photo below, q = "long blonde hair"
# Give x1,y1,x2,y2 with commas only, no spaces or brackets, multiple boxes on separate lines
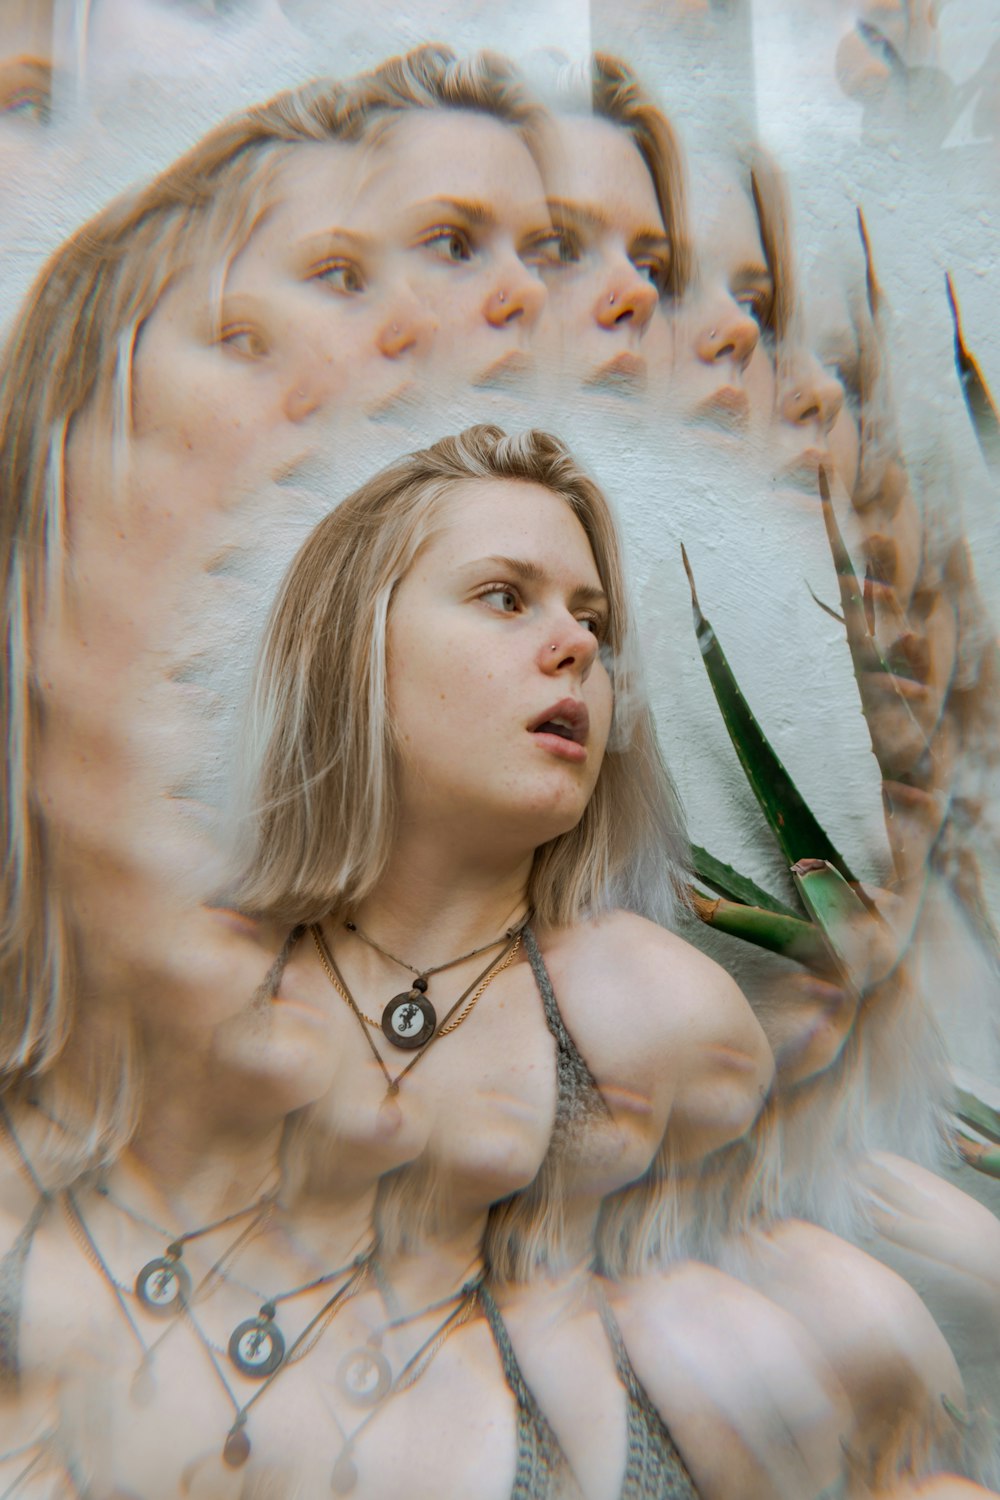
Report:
0,44,551,1171
231,424,689,931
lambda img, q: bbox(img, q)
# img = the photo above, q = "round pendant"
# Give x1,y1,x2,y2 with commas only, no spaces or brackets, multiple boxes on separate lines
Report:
228,1316,285,1378
336,1345,392,1406
381,990,436,1050
330,1454,358,1494
135,1255,191,1317
223,1425,251,1469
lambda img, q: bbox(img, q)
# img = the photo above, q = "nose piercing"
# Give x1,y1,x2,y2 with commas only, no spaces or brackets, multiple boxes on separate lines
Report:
392,323,400,335
550,644,558,653
498,291,507,305
609,292,617,306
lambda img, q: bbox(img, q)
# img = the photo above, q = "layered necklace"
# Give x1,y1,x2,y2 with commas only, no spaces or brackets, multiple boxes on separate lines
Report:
60,1177,378,1468
309,912,529,1095
323,1261,484,1495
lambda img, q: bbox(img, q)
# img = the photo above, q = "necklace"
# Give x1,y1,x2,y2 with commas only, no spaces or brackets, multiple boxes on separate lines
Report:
342,913,523,1048
310,924,524,1095
227,1249,372,1380
334,1259,482,1409
325,1279,481,1495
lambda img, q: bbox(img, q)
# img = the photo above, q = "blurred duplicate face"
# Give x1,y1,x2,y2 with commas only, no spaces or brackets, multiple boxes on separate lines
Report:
349,108,557,393
0,0,54,185
647,158,774,436
832,0,939,98
536,114,668,394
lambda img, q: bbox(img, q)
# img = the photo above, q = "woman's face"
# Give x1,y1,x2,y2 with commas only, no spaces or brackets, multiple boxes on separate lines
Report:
350,109,555,391
647,160,774,434
130,141,436,508
387,479,615,856
537,114,668,392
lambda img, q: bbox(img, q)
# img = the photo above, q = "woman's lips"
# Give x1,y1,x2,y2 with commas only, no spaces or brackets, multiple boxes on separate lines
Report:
531,730,588,763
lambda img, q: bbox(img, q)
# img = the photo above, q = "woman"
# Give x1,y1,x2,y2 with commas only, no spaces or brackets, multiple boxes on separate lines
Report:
223,421,775,1495
531,53,691,394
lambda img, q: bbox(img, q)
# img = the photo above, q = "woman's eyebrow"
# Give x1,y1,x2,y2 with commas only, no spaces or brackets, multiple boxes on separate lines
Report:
410,196,499,227
470,555,608,606
548,198,667,247
293,226,378,261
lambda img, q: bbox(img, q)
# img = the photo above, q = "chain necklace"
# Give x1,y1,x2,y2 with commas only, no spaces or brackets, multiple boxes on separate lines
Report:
341,910,524,1048
310,923,524,1095
325,1279,482,1495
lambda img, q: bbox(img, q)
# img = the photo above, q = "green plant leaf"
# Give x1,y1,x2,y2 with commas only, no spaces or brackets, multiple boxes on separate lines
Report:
792,858,889,988
945,272,1000,470
690,889,834,970
681,544,857,885
954,1087,1000,1147
956,1132,1000,1181
690,844,801,919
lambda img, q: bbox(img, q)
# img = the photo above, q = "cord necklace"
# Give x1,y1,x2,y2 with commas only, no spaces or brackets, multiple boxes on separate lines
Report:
310,921,525,1095
342,908,525,1048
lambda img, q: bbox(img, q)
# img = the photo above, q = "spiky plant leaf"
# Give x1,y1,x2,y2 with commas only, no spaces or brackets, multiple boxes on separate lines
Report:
954,1087,1000,1147
792,859,888,988
955,1132,1000,1181
818,467,931,790
945,272,1000,469
681,544,857,885
690,890,834,970
690,844,801,919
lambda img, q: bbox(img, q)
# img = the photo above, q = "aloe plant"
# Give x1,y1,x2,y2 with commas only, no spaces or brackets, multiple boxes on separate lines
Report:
690,889,834,970
956,1133,1000,1181
681,544,856,885
945,271,1000,470
690,844,799,918
954,1087,1000,1147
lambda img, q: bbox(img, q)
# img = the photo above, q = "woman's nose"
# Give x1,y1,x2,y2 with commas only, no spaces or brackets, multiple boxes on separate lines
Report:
375,287,437,359
483,258,547,331
693,293,760,369
539,617,601,677
777,351,845,433
282,357,337,423
594,261,659,333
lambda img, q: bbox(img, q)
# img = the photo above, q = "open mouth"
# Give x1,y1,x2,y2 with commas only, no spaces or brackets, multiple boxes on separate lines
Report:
529,698,590,746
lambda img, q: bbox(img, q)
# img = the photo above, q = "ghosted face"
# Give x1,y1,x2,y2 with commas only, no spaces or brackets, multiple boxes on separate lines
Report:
120,141,434,529
351,109,556,391
537,114,668,392
834,0,939,99
387,479,614,853
648,159,774,434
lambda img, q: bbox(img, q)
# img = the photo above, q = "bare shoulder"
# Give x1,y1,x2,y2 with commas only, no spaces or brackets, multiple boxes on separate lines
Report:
540,908,770,1057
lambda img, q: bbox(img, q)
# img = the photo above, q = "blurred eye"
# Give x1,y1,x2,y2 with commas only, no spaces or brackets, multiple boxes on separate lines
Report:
633,255,672,294
577,613,606,638
310,258,366,295
420,226,474,264
736,285,776,335
523,229,577,270
219,324,268,358
1,86,51,124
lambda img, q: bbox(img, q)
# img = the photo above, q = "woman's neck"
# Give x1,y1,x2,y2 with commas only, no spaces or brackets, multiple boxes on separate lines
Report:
351,826,533,964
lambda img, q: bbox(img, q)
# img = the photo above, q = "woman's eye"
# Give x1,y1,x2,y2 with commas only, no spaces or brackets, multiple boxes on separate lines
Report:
310,258,366,295
421,227,474,264
479,586,521,615
524,230,577,270
578,614,606,639
634,256,671,293
219,324,268,358
1,86,51,124
736,287,775,333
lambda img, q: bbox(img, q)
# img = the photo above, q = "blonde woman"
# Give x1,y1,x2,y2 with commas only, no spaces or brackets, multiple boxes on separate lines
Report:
218,421,774,1496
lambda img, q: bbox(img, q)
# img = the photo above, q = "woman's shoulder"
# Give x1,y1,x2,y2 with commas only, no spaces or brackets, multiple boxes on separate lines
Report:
539,908,768,1049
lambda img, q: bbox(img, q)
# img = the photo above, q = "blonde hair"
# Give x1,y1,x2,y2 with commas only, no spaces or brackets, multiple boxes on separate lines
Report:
231,424,689,931
0,45,545,1169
